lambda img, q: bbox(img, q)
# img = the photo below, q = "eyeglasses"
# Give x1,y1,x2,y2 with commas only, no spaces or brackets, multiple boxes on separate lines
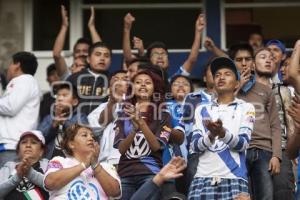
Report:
151,52,168,58
172,81,190,87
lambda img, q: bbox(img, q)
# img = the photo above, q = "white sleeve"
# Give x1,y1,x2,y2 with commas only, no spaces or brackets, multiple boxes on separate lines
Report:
0,76,35,116
190,106,214,153
88,103,107,129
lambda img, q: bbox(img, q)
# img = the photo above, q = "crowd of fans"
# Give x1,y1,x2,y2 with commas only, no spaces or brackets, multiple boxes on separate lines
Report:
1,5,300,200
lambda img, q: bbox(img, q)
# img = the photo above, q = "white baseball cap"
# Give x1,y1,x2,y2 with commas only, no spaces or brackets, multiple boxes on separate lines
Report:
20,130,45,145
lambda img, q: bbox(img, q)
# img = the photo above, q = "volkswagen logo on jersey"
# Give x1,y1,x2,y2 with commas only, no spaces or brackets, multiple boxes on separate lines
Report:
67,180,100,200
125,131,151,159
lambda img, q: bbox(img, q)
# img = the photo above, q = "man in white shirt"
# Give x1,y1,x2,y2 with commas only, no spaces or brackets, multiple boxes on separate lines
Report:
0,51,40,167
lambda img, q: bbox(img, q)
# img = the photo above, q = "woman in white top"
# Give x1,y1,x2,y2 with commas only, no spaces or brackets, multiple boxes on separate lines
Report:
44,123,121,200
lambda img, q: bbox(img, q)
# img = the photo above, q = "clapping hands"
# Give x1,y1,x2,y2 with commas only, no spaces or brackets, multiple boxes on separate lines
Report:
16,155,34,177
204,119,226,141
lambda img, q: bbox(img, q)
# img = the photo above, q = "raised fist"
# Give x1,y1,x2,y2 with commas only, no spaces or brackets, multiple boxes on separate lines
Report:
124,13,135,30
195,14,205,32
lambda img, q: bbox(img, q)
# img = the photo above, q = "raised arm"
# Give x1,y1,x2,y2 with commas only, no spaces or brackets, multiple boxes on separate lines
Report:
121,104,162,152
122,13,136,64
118,130,136,155
98,85,124,126
204,37,228,57
137,118,162,152
133,36,145,57
88,6,102,43
234,66,251,96
182,14,205,74
99,99,116,127
118,109,162,153
52,5,69,78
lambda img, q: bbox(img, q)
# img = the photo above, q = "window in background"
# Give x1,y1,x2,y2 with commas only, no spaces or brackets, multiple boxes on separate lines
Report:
33,0,70,50
82,8,202,49
83,0,201,4
224,0,300,47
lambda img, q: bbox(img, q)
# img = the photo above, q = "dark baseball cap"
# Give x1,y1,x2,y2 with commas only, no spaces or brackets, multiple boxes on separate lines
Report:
211,57,240,80
266,39,286,54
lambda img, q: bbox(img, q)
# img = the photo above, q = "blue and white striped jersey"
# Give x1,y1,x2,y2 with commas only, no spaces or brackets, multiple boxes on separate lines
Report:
191,98,255,180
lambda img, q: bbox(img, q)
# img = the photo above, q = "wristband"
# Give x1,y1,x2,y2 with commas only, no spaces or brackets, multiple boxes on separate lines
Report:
81,162,86,170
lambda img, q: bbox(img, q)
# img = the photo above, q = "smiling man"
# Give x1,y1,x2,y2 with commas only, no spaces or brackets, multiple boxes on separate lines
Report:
188,57,255,200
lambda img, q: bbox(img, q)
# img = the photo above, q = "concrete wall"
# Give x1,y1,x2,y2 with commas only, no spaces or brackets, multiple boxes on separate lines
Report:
0,0,24,73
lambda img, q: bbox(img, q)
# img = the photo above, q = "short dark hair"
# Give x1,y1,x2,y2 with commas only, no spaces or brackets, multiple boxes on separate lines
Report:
61,123,93,156
109,69,127,83
138,63,168,82
128,57,149,66
146,41,168,58
88,41,112,57
249,32,264,39
254,47,269,57
228,43,254,60
12,51,38,76
46,63,56,77
170,74,194,93
73,38,92,52
53,82,79,99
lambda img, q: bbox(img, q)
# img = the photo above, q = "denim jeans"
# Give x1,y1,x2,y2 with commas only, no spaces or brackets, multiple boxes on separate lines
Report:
121,174,160,200
161,181,177,199
247,148,273,200
273,150,295,200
